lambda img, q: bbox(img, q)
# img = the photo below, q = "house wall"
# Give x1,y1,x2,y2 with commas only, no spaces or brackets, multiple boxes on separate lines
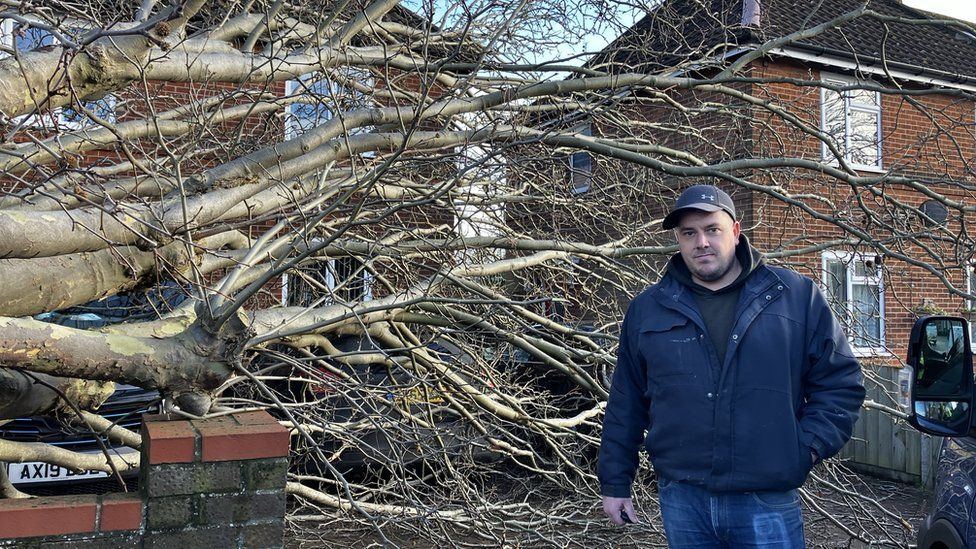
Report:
505,80,760,324
748,57,976,367
513,55,975,483
741,58,975,484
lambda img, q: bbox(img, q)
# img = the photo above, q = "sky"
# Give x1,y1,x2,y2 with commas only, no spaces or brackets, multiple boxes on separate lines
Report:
903,0,976,23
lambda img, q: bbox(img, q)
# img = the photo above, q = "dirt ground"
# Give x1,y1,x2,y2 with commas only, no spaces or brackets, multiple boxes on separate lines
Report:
804,470,931,548
286,467,933,548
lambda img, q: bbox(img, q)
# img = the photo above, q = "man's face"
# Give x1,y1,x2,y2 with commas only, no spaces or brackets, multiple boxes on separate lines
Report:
675,209,741,287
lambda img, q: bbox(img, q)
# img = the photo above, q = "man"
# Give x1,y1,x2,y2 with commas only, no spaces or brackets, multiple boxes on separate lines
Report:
599,184,865,547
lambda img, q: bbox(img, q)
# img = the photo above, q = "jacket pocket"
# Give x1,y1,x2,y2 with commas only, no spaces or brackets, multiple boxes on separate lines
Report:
638,313,706,381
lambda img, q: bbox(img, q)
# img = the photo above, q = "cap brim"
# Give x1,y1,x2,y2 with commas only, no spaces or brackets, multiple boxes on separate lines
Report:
661,203,725,229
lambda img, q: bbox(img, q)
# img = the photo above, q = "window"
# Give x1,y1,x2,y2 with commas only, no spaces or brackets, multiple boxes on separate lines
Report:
285,70,374,141
61,95,118,129
0,19,55,51
568,125,592,194
966,265,976,347
821,74,881,169
283,257,374,307
285,76,336,139
1,21,116,128
823,252,885,352
13,26,56,50
0,19,10,48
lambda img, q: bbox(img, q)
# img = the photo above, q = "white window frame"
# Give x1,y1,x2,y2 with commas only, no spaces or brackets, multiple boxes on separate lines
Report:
820,73,882,172
281,258,374,307
822,251,886,355
966,264,976,351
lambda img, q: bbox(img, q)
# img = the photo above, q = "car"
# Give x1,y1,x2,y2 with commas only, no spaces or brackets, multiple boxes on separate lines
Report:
905,315,976,548
1,383,159,494
0,287,179,494
237,335,499,472
501,322,612,402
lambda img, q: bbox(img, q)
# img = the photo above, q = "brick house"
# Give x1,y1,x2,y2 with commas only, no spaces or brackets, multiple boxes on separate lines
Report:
0,4,457,312
528,0,976,482
0,4,482,495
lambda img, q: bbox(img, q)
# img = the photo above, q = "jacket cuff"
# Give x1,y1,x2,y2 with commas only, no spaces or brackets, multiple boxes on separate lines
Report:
809,437,829,461
800,430,830,461
600,483,632,498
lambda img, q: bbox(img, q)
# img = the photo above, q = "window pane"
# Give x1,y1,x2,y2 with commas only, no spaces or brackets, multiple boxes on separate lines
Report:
570,151,592,193
848,88,879,108
62,96,117,126
968,267,976,348
286,262,336,307
969,266,976,308
288,77,334,137
848,109,880,166
336,68,373,110
852,283,881,347
825,259,848,319
825,260,848,300
822,88,846,157
87,97,117,121
327,257,374,303
16,27,55,50
570,151,591,172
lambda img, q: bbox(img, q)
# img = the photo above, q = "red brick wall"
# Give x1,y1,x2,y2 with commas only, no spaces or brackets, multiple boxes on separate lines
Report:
747,58,976,366
512,57,976,367
0,410,289,548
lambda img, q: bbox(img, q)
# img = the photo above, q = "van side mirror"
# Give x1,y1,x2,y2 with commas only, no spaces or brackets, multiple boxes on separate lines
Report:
907,316,976,437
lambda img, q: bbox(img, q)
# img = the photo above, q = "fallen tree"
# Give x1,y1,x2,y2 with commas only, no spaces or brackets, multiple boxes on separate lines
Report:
0,0,971,545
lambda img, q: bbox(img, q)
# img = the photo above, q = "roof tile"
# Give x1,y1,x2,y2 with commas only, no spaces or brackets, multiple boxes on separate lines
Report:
595,0,976,81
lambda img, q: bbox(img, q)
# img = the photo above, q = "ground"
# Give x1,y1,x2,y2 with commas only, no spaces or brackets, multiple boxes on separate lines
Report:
284,465,933,548
804,468,930,548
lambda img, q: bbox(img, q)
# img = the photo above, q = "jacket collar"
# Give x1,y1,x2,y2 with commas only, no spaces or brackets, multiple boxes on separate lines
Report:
652,259,785,312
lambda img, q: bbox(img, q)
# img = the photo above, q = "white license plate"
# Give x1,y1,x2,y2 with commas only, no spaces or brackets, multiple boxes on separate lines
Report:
7,447,138,485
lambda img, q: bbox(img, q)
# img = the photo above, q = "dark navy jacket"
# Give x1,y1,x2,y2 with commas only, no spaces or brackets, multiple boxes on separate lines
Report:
598,261,865,496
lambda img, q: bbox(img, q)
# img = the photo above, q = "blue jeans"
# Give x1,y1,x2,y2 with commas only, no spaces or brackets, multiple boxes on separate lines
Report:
658,478,805,548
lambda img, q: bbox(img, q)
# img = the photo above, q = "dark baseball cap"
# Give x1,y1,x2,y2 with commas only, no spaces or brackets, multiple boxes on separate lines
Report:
662,184,737,229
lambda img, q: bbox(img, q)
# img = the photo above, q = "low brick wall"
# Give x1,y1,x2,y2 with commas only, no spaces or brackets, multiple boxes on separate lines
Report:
0,410,289,548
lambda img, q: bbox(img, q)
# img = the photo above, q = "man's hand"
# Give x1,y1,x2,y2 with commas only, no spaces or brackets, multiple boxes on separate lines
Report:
602,496,638,525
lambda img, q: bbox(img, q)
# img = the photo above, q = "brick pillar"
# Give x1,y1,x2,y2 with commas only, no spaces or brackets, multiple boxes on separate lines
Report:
141,410,290,549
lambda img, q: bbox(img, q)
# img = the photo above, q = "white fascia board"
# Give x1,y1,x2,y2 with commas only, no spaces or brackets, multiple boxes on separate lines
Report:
767,46,976,93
